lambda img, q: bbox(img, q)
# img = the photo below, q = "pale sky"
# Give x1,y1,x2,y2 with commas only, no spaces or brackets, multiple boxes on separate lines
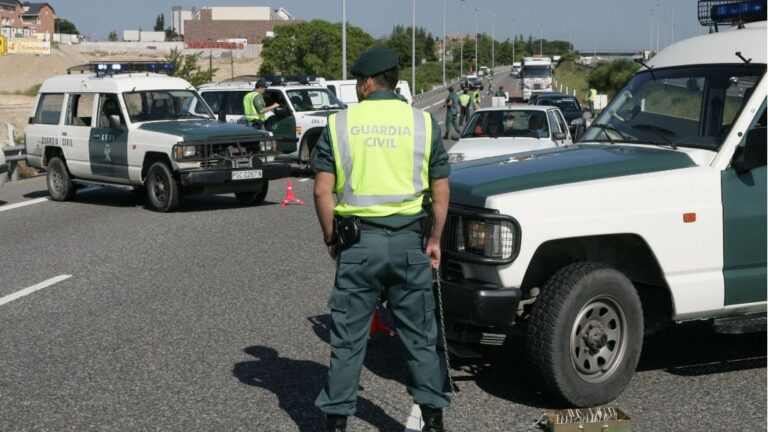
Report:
53,0,708,51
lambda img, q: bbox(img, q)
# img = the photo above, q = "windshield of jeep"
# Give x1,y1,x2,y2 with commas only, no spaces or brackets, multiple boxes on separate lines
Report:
582,64,766,150
122,90,214,122
285,89,344,112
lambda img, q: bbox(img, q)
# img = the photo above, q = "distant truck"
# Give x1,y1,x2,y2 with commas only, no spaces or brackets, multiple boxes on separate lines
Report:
511,62,522,77
520,56,553,101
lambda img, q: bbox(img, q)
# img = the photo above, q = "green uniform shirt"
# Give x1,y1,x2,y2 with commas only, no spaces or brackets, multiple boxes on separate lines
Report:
494,90,506,97
313,90,450,228
448,92,460,114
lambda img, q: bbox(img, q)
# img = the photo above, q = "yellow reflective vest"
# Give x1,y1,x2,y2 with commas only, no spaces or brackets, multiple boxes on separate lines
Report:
329,99,432,217
243,91,265,122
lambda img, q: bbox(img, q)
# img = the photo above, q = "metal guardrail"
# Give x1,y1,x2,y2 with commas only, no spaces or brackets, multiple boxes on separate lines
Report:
2,145,26,181
412,65,513,107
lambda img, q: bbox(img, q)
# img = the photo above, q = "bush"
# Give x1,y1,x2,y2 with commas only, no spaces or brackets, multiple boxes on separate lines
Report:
587,60,639,97
165,49,218,87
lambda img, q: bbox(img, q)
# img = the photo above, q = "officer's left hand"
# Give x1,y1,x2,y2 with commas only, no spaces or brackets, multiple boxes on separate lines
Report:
425,238,441,269
328,244,339,260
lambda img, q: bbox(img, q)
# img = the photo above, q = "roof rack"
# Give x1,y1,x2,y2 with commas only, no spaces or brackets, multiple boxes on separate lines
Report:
263,75,319,86
67,61,176,77
221,75,261,83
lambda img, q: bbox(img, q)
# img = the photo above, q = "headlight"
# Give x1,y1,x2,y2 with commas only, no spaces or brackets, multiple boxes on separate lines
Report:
466,220,514,259
174,144,197,159
570,117,585,126
259,140,277,152
448,153,465,163
443,212,519,264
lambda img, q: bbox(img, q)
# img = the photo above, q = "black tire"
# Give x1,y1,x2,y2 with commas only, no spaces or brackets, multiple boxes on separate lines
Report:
145,161,180,212
525,262,643,407
234,181,268,206
46,156,75,201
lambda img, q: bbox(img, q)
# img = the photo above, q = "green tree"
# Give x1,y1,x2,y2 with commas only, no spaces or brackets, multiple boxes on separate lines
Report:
154,14,165,32
107,31,118,42
259,20,376,79
55,18,79,34
165,48,218,87
165,27,179,41
587,60,640,96
383,26,437,67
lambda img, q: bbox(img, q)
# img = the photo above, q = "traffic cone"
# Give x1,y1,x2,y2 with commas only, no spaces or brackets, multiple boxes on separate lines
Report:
369,306,397,341
281,181,305,207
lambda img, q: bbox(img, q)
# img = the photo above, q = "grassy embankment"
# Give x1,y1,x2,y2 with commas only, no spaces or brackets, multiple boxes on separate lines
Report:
553,61,590,105
401,62,462,94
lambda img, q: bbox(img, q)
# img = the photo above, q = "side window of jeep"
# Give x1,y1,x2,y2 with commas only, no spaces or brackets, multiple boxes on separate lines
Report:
65,93,95,127
264,90,286,111
224,91,249,116
200,92,224,114
34,93,64,125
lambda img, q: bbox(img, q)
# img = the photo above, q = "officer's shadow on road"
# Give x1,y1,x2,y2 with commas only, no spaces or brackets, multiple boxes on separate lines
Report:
233,345,404,432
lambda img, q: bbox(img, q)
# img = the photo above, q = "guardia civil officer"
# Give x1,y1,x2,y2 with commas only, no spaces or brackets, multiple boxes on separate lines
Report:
442,86,461,140
313,46,451,432
243,80,279,128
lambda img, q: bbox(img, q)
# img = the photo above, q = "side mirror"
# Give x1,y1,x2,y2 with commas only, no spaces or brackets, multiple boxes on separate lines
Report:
109,115,124,130
274,107,290,117
734,127,767,174
553,131,567,141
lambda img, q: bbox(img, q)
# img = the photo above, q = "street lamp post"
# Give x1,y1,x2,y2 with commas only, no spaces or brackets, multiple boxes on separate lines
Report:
442,0,446,85
512,19,515,63
412,0,416,95
342,0,346,80
491,14,495,69
474,8,478,73
460,0,466,78
539,24,543,55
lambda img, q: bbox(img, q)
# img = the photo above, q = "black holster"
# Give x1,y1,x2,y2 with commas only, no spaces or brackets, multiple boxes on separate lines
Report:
333,216,361,251
420,197,434,252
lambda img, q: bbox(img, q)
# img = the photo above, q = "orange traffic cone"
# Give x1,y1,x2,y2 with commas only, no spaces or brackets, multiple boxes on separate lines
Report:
281,181,305,207
369,306,397,341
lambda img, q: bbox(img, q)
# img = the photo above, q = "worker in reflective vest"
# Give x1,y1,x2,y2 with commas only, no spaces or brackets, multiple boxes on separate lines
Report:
243,80,279,128
588,88,598,117
458,89,471,125
312,46,451,432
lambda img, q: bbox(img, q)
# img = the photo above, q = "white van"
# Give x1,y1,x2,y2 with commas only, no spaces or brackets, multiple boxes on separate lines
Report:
322,79,413,105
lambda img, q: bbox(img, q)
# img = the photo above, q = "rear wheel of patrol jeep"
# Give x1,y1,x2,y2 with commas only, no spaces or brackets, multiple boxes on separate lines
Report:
145,162,179,212
235,181,268,206
525,262,643,407
47,157,75,201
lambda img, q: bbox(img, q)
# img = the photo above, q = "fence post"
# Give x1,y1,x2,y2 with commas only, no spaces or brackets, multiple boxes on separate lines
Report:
5,124,19,181
6,123,13,146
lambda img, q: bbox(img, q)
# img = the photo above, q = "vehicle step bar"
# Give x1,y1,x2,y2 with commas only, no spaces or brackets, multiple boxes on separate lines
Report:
713,313,767,335
72,179,133,190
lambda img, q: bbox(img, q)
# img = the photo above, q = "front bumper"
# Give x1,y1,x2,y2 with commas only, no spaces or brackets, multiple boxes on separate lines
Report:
439,278,521,328
179,162,292,188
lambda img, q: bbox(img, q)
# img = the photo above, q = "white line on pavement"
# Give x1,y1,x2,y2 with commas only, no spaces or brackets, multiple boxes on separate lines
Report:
403,404,423,432
0,275,73,307
0,197,48,213
431,101,443,107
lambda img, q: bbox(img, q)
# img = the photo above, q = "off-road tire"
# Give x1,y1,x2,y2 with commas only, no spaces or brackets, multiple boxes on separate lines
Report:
46,157,75,201
235,181,268,206
145,161,180,212
525,262,644,407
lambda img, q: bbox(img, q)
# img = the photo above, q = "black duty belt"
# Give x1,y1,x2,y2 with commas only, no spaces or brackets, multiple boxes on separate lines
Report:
360,219,422,233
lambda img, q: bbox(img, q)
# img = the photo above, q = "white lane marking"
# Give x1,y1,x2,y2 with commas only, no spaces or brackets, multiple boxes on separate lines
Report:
403,404,423,432
0,186,102,214
431,101,443,107
0,275,73,307
0,197,48,213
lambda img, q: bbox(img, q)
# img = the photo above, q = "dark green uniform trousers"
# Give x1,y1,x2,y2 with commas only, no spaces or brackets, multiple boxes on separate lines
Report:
315,226,451,416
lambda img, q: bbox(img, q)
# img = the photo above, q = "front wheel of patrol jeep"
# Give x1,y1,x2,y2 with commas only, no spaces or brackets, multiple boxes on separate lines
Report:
525,262,643,407
235,181,268,206
145,162,179,212
47,157,75,201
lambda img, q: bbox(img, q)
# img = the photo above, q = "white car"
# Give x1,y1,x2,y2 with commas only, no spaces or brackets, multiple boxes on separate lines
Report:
448,106,572,163
322,79,413,106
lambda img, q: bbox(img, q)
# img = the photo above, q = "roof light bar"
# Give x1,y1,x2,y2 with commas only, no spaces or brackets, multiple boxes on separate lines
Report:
698,0,766,27
67,61,176,76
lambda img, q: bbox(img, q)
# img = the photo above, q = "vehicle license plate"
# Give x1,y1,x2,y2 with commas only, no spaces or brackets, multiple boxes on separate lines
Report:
232,170,263,180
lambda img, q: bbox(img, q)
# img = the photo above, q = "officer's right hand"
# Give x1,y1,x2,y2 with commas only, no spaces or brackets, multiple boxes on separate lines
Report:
425,238,441,269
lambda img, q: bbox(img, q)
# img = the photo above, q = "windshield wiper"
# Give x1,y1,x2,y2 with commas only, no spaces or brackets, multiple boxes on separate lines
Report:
631,124,678,149
590,123,627,144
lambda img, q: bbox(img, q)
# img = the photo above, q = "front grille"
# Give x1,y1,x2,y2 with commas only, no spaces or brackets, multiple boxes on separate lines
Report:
174,138,279,166
442,207,520,265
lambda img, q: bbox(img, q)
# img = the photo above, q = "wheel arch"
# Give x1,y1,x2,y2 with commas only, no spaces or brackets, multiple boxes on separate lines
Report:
141,152,173,182
43,146,64,166
521,234,675,328
299,127,324,161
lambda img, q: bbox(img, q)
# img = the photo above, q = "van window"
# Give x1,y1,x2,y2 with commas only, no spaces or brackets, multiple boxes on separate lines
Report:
34,94,64,125
200,92,225,114
97,93,125,128
65,94,94,127
224,91,249,115
547,111,562,134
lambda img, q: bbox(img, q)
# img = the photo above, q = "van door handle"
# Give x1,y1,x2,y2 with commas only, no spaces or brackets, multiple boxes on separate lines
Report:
62,132,68,137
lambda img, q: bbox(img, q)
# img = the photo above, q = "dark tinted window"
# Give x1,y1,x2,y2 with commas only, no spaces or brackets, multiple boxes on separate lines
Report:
200,92,225,114
34,94,64,125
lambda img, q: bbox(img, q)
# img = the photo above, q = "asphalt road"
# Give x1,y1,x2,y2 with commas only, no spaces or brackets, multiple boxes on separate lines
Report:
0,83,765,432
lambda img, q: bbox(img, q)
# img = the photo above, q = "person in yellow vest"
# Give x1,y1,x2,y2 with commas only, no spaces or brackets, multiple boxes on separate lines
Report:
458,89,471,126
471,88,481,111
243,80,279,128
312,46,451,432
588,87,598,117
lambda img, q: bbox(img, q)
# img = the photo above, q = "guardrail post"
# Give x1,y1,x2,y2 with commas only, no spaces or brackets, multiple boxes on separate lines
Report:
10,148,20,181
6,123,13,147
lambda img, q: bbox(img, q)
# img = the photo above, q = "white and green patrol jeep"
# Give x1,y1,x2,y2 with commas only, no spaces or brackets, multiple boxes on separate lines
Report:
25,62,291,212
195,76,346,165
440,7,766,407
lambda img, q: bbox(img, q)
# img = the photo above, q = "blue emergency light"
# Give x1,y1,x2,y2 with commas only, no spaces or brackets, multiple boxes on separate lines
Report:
698,0,766,28
68,61,176,76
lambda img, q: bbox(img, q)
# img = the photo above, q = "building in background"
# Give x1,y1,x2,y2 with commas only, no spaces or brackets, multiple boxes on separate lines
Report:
171,5,196,36
0,1,55,38
184,6,297,47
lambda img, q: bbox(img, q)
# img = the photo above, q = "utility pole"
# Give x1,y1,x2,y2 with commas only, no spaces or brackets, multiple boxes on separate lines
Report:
342,0,347,80
512,19,515,63
474,8,478,73
491,14,495,69
539,24,543,55
460,0,466,78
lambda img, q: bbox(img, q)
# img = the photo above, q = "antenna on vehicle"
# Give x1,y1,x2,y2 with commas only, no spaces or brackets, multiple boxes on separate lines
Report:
735,51,752,64
634,59,656,80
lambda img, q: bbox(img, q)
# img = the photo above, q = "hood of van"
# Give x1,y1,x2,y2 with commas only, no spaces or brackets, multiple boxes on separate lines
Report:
138,119,271,141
